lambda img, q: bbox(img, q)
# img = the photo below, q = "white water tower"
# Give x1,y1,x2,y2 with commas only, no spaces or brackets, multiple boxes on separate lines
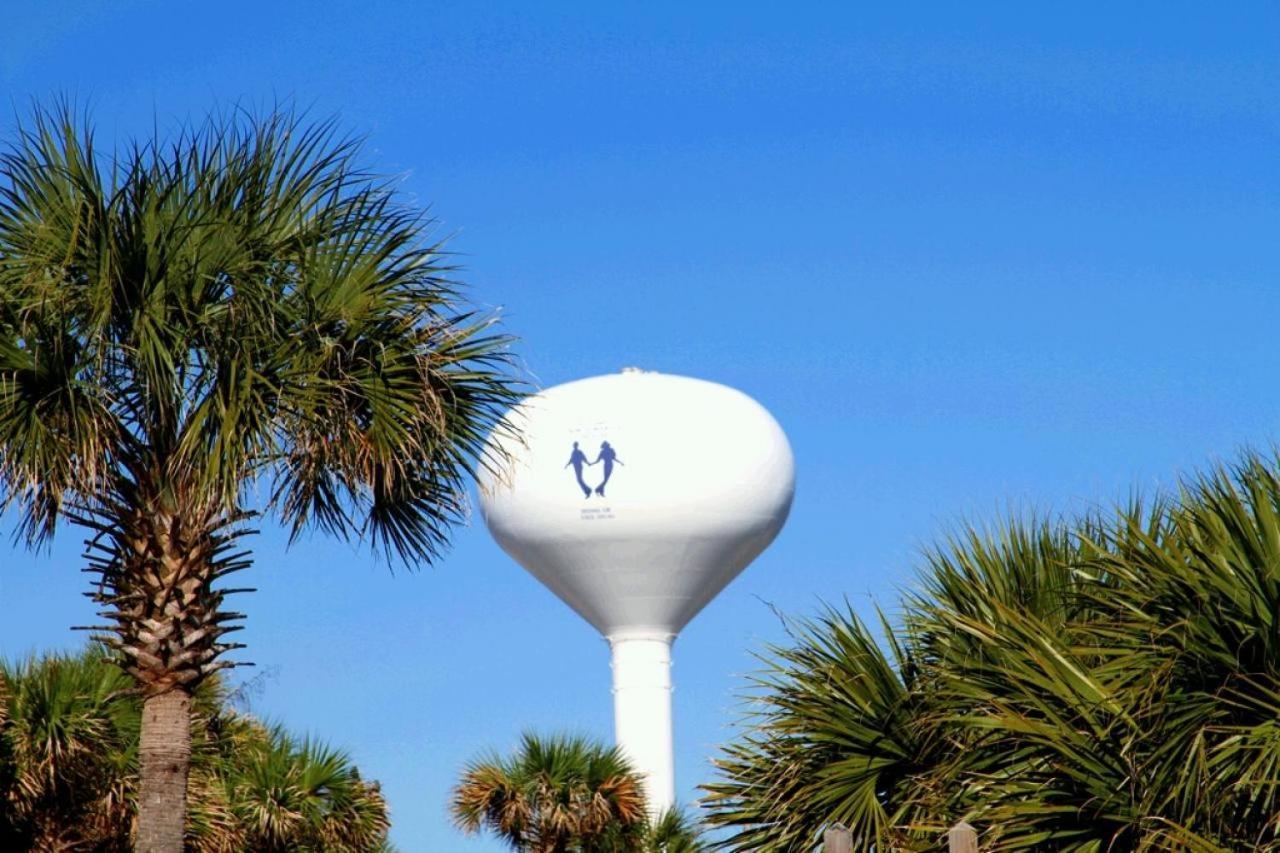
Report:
478,369,794,814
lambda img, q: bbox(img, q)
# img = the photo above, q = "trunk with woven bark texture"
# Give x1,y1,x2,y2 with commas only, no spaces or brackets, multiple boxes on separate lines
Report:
81,498,252,853
136,690,191,853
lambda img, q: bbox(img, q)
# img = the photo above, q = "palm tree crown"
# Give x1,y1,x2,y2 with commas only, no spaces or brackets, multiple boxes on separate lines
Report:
453,732,704,852
453,733,648,852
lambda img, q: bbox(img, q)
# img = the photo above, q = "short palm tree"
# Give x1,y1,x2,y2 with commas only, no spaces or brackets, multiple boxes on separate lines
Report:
0,104,519,851
0,647,136,850
452,732,656,852
636,808,707,853
0,646,391,851
704,453,1280,851
220,724,389,852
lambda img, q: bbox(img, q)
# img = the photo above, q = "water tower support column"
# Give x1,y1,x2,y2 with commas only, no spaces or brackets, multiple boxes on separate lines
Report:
609,633,676,816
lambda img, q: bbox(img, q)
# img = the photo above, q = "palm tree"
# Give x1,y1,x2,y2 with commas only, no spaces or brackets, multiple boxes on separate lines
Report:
0,647,136,850
218,723,389,852
702,604,942,851
0,104,519,851
704,453,1280,851
637,808,707,853
452,732,672,852
0,646,392,851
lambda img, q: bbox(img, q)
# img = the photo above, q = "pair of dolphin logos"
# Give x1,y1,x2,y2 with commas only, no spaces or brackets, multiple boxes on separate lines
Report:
565,441,623,498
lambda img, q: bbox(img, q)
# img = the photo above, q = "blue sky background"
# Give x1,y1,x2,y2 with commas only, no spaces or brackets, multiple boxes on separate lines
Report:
2,2,1279,849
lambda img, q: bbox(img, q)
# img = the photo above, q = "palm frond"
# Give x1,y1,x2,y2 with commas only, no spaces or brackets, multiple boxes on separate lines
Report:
705,453,1280,851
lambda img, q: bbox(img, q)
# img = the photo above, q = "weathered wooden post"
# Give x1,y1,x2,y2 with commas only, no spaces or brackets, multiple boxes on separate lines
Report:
822,823,853,853
948,821,978,853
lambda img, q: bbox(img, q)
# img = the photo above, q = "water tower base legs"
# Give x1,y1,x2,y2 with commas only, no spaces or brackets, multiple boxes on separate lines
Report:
608,634,676,818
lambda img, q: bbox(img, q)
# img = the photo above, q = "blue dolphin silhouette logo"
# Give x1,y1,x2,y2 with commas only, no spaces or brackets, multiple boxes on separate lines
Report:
591,441,622,497
565,440,624,498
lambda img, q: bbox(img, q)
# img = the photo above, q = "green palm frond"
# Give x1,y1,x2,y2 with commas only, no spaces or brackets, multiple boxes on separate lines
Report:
705,453,1280,851
643,808,708,852
704,605,941,851
220,722,389,851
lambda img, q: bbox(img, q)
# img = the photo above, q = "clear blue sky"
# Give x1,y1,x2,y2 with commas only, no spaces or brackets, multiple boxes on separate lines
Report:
2,2,1278,849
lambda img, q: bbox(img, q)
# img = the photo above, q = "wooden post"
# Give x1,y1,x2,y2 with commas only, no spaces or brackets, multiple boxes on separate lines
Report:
948,821,978,853
822,823,853,853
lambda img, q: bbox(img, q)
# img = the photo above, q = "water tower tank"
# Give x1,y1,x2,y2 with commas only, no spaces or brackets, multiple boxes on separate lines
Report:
478,370,794,813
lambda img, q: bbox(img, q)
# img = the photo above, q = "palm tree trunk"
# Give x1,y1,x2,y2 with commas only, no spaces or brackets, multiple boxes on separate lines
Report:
136,690,191,853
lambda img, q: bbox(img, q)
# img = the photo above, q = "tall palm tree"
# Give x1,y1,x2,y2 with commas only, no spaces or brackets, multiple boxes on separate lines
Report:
452,732,653,852
0,104,519,851
704,453,1280,851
